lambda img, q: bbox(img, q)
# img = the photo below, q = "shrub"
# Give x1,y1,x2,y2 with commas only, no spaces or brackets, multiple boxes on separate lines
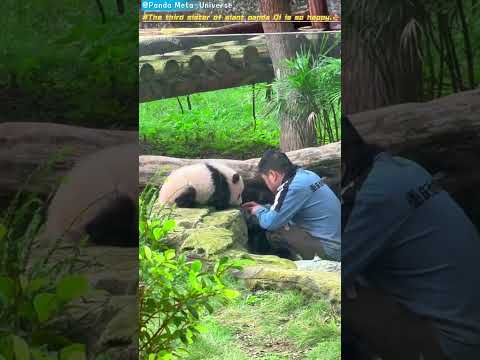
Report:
0,190,90,360
139,188,248,359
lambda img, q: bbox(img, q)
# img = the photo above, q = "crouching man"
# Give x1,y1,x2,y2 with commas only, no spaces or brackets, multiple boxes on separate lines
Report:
242,150,341,261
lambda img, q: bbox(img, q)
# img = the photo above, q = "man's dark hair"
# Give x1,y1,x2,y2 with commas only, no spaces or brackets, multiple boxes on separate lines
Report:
342,115,384,187
258,150,298,176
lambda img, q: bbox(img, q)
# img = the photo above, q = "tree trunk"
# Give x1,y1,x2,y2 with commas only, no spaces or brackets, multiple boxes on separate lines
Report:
280,111,318,152
342,4,424,114
308,0,329,30
260,0,316,151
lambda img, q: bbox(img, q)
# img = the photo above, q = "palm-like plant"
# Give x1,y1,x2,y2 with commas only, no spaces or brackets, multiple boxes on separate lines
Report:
264,40,341,145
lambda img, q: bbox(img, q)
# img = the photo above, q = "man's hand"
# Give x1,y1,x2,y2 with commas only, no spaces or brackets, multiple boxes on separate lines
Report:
241,201,263,215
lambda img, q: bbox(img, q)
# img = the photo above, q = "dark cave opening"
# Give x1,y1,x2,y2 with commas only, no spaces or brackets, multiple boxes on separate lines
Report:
241,182,295,260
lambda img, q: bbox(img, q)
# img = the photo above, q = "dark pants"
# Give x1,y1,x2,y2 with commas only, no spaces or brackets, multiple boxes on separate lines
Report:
243,211,326,260
266,226,326,260
343,286,448,360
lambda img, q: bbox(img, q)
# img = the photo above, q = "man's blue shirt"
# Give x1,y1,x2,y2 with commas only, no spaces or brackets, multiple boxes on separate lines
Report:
343,152,480,360
254,168,341,260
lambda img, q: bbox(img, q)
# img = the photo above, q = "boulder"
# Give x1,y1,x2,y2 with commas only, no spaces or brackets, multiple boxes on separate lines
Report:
28,246,137,359
155,207,249,258
236,266,340,305
151,206,341,305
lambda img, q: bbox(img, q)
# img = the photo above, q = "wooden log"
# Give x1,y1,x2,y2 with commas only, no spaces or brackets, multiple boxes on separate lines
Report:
214,49,232,65
139,143,341,190
164,59,181,78
0,122,137,197
188,55,206,73
349,89,480,153
349,88,480,196
243,46,261,66
140,65,275,101
213,49,236,73
139,63,155,81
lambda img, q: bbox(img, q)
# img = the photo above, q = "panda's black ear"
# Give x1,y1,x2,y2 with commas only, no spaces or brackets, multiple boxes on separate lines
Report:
232,173,240,184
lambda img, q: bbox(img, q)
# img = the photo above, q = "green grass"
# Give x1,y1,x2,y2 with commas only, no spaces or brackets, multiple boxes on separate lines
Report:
0,1,138,126
182,289,340,360
139,84,280,159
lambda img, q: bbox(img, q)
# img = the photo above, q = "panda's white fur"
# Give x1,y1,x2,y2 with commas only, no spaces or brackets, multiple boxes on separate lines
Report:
37,143,138,247
158,162,244,209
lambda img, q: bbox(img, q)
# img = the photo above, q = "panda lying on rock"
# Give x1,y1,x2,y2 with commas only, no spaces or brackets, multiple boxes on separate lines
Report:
38,152,259,249
158,163,272,254
37,143,138,248
157,162,245,210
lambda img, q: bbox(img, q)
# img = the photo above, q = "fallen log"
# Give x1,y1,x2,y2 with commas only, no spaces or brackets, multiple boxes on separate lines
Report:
349,88,480,218
2,89,478,208
0,122,137,198
139,142,341,189
349,88,480,151
349,88,480,186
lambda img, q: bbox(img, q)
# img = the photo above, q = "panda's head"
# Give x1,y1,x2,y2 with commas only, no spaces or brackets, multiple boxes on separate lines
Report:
205,162,244,208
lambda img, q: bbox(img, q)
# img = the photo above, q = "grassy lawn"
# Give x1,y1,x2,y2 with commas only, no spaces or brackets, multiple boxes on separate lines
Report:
139,84,280,159
183,289,340,360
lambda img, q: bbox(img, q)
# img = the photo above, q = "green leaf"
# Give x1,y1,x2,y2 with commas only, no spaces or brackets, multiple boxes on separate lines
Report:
164,249,175,260
33,293,58,323
163,219,176,232
190,260,202,273
194,323,208,333
144,246,152,260
152,227,163,241
179,333,188,345
56,275,90,303
0,276,15,306
59,344,85,360
223,288,240,299
26,277,48,295
11,335,30,360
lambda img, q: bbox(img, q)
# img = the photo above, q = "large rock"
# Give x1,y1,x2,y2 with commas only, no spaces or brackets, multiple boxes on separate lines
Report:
151,206,341,305
181,227,240,257
155,207,249,258
236,266,340,306
28,246,137,359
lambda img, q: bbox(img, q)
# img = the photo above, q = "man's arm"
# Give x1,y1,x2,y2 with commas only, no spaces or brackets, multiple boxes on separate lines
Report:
254,185,311,231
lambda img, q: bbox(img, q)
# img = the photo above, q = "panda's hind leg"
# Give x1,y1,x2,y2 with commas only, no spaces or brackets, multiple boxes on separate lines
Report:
174,186,197,208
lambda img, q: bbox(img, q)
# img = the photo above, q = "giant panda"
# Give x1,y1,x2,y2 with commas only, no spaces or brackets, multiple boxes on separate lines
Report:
157,162,244,210
37,143,138,248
